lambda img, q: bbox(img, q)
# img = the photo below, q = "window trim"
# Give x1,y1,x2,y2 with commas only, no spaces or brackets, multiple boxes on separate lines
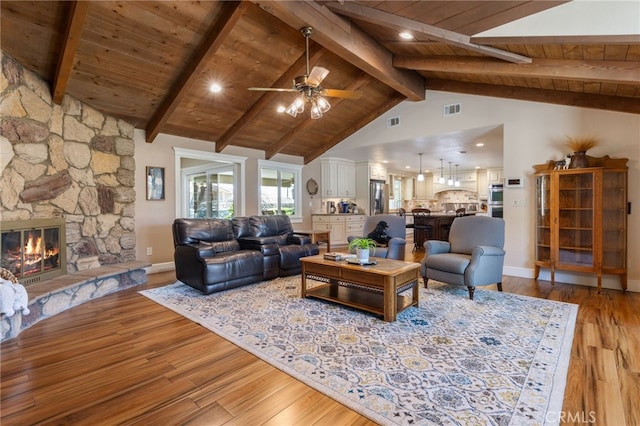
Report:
174,147,247,218
258,159,303,222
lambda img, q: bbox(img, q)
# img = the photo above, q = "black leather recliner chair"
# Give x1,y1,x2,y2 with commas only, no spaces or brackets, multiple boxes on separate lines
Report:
172,218,264,294
235,215,319,277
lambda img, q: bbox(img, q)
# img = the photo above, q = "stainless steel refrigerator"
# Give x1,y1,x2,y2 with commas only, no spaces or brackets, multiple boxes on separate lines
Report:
370,180,388,215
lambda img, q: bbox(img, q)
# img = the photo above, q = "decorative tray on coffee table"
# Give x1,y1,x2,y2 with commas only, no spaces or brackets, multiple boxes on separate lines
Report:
346,259,377,265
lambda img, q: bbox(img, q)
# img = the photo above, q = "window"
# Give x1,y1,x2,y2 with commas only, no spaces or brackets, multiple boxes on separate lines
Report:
258,160,302,219
175,148,246,218
186,166,235,219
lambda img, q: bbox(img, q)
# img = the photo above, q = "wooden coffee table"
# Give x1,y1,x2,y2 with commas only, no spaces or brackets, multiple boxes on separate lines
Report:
300,255,420,322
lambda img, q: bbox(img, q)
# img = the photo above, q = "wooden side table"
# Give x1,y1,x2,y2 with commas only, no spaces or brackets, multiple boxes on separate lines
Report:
295,230,330,252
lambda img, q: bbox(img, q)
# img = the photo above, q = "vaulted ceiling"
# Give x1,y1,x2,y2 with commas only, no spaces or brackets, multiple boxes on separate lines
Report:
2,1,638,164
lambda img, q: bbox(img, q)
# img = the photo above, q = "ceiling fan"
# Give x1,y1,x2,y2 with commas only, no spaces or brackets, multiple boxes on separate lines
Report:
248,26,362,119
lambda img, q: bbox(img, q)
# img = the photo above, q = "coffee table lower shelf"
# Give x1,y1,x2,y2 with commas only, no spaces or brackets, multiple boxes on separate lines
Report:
305,283,417,319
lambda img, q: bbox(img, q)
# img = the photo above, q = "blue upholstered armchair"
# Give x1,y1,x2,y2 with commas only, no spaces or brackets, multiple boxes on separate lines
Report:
348,214,406,260
420,216,505,300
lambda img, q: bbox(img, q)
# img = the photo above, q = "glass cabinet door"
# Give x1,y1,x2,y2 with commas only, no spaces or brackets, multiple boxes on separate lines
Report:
556,172,594,268
535,174,551,263
601,171,627,270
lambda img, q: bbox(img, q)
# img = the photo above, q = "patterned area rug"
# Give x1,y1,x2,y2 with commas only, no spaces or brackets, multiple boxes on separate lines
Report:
141,276,577,425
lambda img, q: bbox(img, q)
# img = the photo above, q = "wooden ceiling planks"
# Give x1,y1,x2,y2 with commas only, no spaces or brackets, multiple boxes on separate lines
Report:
1,0,637,164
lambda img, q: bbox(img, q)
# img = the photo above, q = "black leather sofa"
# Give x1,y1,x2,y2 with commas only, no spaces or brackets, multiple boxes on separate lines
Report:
172,218,264,295
172,215,319,294
234,215,319,278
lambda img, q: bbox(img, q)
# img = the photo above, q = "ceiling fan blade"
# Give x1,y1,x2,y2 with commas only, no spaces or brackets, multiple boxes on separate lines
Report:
320,88,363,99
307,66,329,86
248,87,297,92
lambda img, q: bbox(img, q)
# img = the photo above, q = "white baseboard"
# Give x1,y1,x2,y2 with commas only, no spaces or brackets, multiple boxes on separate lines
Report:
145,261,175,275
504,266,639,293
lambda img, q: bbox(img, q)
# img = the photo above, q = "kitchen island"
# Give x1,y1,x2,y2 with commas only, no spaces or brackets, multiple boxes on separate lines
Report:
412,212,476,250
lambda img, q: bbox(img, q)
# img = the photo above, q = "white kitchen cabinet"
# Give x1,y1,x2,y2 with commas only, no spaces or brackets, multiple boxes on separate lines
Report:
461,171,477,182
404,177,415,200
487,168,504,184
370,163,387,181
345,215,365,240
415,177,427,199
320,158,355,198
337,162,355,197
477,169,488,198
312,214,365,245
424,175,434,199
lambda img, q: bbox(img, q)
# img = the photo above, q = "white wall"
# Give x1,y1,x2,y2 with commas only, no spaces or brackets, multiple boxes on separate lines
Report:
133,91,639,291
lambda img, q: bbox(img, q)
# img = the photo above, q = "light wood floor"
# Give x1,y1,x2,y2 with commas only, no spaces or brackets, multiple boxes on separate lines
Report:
1,247,638,425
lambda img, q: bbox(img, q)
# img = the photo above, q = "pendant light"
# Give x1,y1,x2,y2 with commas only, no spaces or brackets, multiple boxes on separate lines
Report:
454,164,461,187
417,153,424,182
438,159,445,184
448,162,454,186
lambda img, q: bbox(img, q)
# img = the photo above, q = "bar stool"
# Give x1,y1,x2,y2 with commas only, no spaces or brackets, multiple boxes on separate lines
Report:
411,208,431,251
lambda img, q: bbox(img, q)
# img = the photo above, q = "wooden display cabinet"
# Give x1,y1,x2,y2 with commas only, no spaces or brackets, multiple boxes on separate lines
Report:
533,156,628,292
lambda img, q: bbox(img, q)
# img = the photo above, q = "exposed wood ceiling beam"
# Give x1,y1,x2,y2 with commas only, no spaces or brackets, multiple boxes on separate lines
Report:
252,0,425,101
265,73,370,159
304,93,406,164
145,1,248,143
395,56,640,85
425,79,640,115
52,1,89,104
326,2,532,64
215,43,325,153
472,35,640,45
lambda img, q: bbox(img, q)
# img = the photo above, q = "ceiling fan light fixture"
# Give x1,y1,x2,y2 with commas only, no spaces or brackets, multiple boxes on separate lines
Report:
310,99,323,119
249,26,360,119
316,95,330,113
285,96,304,117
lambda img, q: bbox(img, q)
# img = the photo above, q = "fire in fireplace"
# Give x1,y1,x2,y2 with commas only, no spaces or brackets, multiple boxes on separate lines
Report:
1,218,66,285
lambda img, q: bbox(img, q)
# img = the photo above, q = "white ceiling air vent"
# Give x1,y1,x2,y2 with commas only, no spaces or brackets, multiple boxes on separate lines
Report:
443,103,462,116
386,116,400,128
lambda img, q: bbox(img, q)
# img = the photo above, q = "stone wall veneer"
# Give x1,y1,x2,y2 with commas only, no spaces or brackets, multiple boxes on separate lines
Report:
0,52,136,272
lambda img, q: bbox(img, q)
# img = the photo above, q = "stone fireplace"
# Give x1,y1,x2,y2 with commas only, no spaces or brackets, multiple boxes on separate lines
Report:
1,52,137,279
0,52,151,340
1,218,66,285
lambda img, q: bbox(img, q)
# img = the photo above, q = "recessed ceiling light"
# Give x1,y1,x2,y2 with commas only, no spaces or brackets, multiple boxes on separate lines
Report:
476,143,484,147
405,165,411,169
209,83,222,93
382,160,388,163
475,166,481,169
399,31,414,40
277,105,286,113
